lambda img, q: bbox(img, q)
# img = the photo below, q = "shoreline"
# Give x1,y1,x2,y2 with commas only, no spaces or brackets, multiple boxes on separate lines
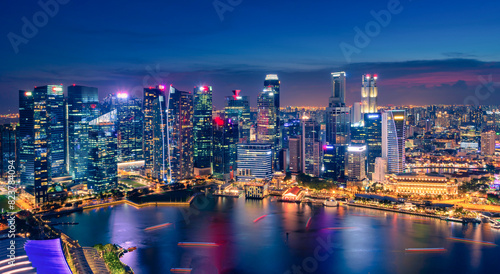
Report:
347,203,443,219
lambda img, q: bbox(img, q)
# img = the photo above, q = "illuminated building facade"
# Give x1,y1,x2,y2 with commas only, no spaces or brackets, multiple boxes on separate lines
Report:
288,136,302,174
213,117,238,181
361,74,378,114
67,85,99,182
236,143,272,182
19,88,49,205
88,110,118,192
225,90,250,143
382,110,406,174
346,145,366,181
166,86,194,181
324,106,350,180
257,75,281,170
387,173,458,196
143,86,162,177
481,130,496,156
101,92,143,162
364,113,382,177
303,119,321,177
193,86,213,175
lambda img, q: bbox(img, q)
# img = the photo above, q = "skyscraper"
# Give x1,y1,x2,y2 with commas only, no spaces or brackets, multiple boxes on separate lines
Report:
67,85,99,182
19,89,49,205
361,74,378,114
346,145,367,181
101,92,143,162
225,90,250,143
324,106,350,180
330,72,346,107
257,74,281,170
166,85,194,181
213,116,238,181
88,110,118,192
193,86,213,175
303,118,322,177
153,90,168,181
364,113,382,178
382,110,406,174
36,85,66,178
143,86,162,177
288,136,302,174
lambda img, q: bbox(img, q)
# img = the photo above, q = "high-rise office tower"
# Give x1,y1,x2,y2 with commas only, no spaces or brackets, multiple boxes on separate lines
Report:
481,130,496,156
0,124,17,178
282,119,302,150
330,72,346,107
153,90,168,181
364,113,382,178
324,96,350,180
225,90,250,143
67,85,99,182
19,89,49,205
193,86,213,175
382,110,406,174
88,110,118,192
303,118,322,177
236,143,273,182
350,121,366,145
101,92,143,162
143,86,163,177
213,117,238,181
166,85,194,181
257,75,281,170
33,85,66,178
346,145,367,181
288,136,302,174
361,74,378,114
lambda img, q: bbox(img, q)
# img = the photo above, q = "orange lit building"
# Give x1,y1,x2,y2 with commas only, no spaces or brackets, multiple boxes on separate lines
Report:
386,173,458,196
282,186,304,201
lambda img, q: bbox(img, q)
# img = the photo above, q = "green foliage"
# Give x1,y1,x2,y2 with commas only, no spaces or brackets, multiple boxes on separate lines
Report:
94,243,126,274
459,179,490,193
296,173,331,190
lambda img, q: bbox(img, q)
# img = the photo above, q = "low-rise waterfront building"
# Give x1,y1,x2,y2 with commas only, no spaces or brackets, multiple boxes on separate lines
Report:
386,173,458,196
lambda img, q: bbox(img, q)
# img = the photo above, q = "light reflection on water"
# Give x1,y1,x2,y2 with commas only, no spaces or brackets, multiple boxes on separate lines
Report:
53,196,500,274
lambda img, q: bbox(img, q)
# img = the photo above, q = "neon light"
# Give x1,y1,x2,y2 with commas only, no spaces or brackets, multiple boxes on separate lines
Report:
25,91,32,96
253,214,268,223
144,222,172,231
52,86,63,92
367,114,379,119
306,217,312,229
447,237,497,246
214,117,224,126
159,85,165,90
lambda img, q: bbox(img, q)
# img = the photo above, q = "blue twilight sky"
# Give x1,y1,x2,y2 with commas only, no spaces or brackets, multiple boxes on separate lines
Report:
1,0,500,113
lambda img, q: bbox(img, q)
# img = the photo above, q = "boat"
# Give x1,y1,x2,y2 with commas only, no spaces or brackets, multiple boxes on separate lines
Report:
127,247,137,252
323,198,339,207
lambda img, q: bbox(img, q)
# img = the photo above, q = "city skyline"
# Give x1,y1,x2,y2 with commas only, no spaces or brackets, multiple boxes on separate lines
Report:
2,1,500,113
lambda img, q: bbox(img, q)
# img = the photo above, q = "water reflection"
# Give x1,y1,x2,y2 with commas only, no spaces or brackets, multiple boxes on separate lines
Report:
53,196,500,274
